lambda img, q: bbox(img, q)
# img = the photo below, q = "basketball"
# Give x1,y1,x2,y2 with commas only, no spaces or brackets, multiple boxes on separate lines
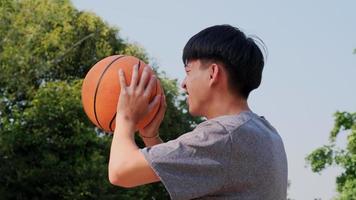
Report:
81,55,163,133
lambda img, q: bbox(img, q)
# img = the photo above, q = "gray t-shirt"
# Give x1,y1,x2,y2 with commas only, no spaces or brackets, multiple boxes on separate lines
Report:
140,111,288,200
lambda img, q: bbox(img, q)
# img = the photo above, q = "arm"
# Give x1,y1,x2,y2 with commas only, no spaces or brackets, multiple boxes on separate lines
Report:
108,65,166,188
108,119,160,187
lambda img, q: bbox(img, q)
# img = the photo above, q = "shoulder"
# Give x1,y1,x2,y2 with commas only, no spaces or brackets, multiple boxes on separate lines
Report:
180,111,260,143
140,119,230,159
208,111,256,134
208,111,283,144
175,119,230,149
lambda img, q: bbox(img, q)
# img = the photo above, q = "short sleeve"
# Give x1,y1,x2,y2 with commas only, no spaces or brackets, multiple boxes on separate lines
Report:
140,120,231,200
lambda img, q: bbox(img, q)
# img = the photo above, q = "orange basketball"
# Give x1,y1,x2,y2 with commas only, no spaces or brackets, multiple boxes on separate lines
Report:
81,55,163,133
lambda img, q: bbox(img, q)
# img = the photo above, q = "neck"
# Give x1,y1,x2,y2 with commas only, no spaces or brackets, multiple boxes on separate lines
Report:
205,94,251,120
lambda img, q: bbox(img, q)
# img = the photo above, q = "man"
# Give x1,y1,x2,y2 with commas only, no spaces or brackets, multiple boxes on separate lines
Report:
108,24,288,200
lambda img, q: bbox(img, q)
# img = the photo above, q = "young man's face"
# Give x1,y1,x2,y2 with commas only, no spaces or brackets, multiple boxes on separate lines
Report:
181,59,211,117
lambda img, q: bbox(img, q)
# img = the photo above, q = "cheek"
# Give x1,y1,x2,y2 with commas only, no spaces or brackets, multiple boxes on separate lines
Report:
188,74,206,95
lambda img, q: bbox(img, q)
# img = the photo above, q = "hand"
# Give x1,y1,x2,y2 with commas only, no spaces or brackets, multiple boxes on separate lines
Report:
116,65,161,127
139,93,167,138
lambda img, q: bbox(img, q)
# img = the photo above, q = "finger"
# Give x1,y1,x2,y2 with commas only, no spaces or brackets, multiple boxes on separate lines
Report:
147,94,161,113
157,94,167,120
138,66,151,90
143,75,156,97
130,64,139,88
118,69,127,90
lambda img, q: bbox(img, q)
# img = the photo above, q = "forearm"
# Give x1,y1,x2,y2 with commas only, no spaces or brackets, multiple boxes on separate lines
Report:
109,121,139,177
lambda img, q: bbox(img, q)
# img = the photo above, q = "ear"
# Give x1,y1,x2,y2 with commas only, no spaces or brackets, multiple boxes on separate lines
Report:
208,63,220,87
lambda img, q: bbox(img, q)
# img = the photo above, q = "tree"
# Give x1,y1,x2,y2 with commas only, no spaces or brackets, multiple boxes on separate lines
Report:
0,80,112,199
0,0,201,199
306,111,356,200
0,0,147,109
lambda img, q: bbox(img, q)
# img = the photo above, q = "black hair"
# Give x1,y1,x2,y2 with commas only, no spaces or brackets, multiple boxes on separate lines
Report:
182,24,266,99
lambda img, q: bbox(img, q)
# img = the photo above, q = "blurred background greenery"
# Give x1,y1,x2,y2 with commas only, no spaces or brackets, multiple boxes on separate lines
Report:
0,0,202,199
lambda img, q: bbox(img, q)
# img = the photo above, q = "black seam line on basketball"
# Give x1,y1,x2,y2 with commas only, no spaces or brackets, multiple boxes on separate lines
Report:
93,55,125,131
109,112,116,132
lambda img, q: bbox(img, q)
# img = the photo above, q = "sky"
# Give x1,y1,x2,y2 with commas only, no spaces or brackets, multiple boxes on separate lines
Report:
71,1,356,199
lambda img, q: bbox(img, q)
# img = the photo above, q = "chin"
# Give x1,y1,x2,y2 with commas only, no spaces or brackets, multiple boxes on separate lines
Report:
187,101,202,117
188,106,195,116
189,111,198,116
188,107,200,117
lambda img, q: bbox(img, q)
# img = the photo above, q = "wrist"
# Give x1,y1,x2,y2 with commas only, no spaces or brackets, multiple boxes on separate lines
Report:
115,115,136,134
140,133,163,147
139,132,160,139
116,114,136,126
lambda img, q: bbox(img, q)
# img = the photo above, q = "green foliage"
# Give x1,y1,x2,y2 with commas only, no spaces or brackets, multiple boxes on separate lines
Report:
306,111,356,200
330,112,356,141
306,145,333,172
0,80,110,199
0,0,201,199
0,0,146,106
337,179,356,200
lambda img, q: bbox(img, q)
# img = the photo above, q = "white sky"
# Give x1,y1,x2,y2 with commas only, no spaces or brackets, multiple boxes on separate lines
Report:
72,1,356,199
